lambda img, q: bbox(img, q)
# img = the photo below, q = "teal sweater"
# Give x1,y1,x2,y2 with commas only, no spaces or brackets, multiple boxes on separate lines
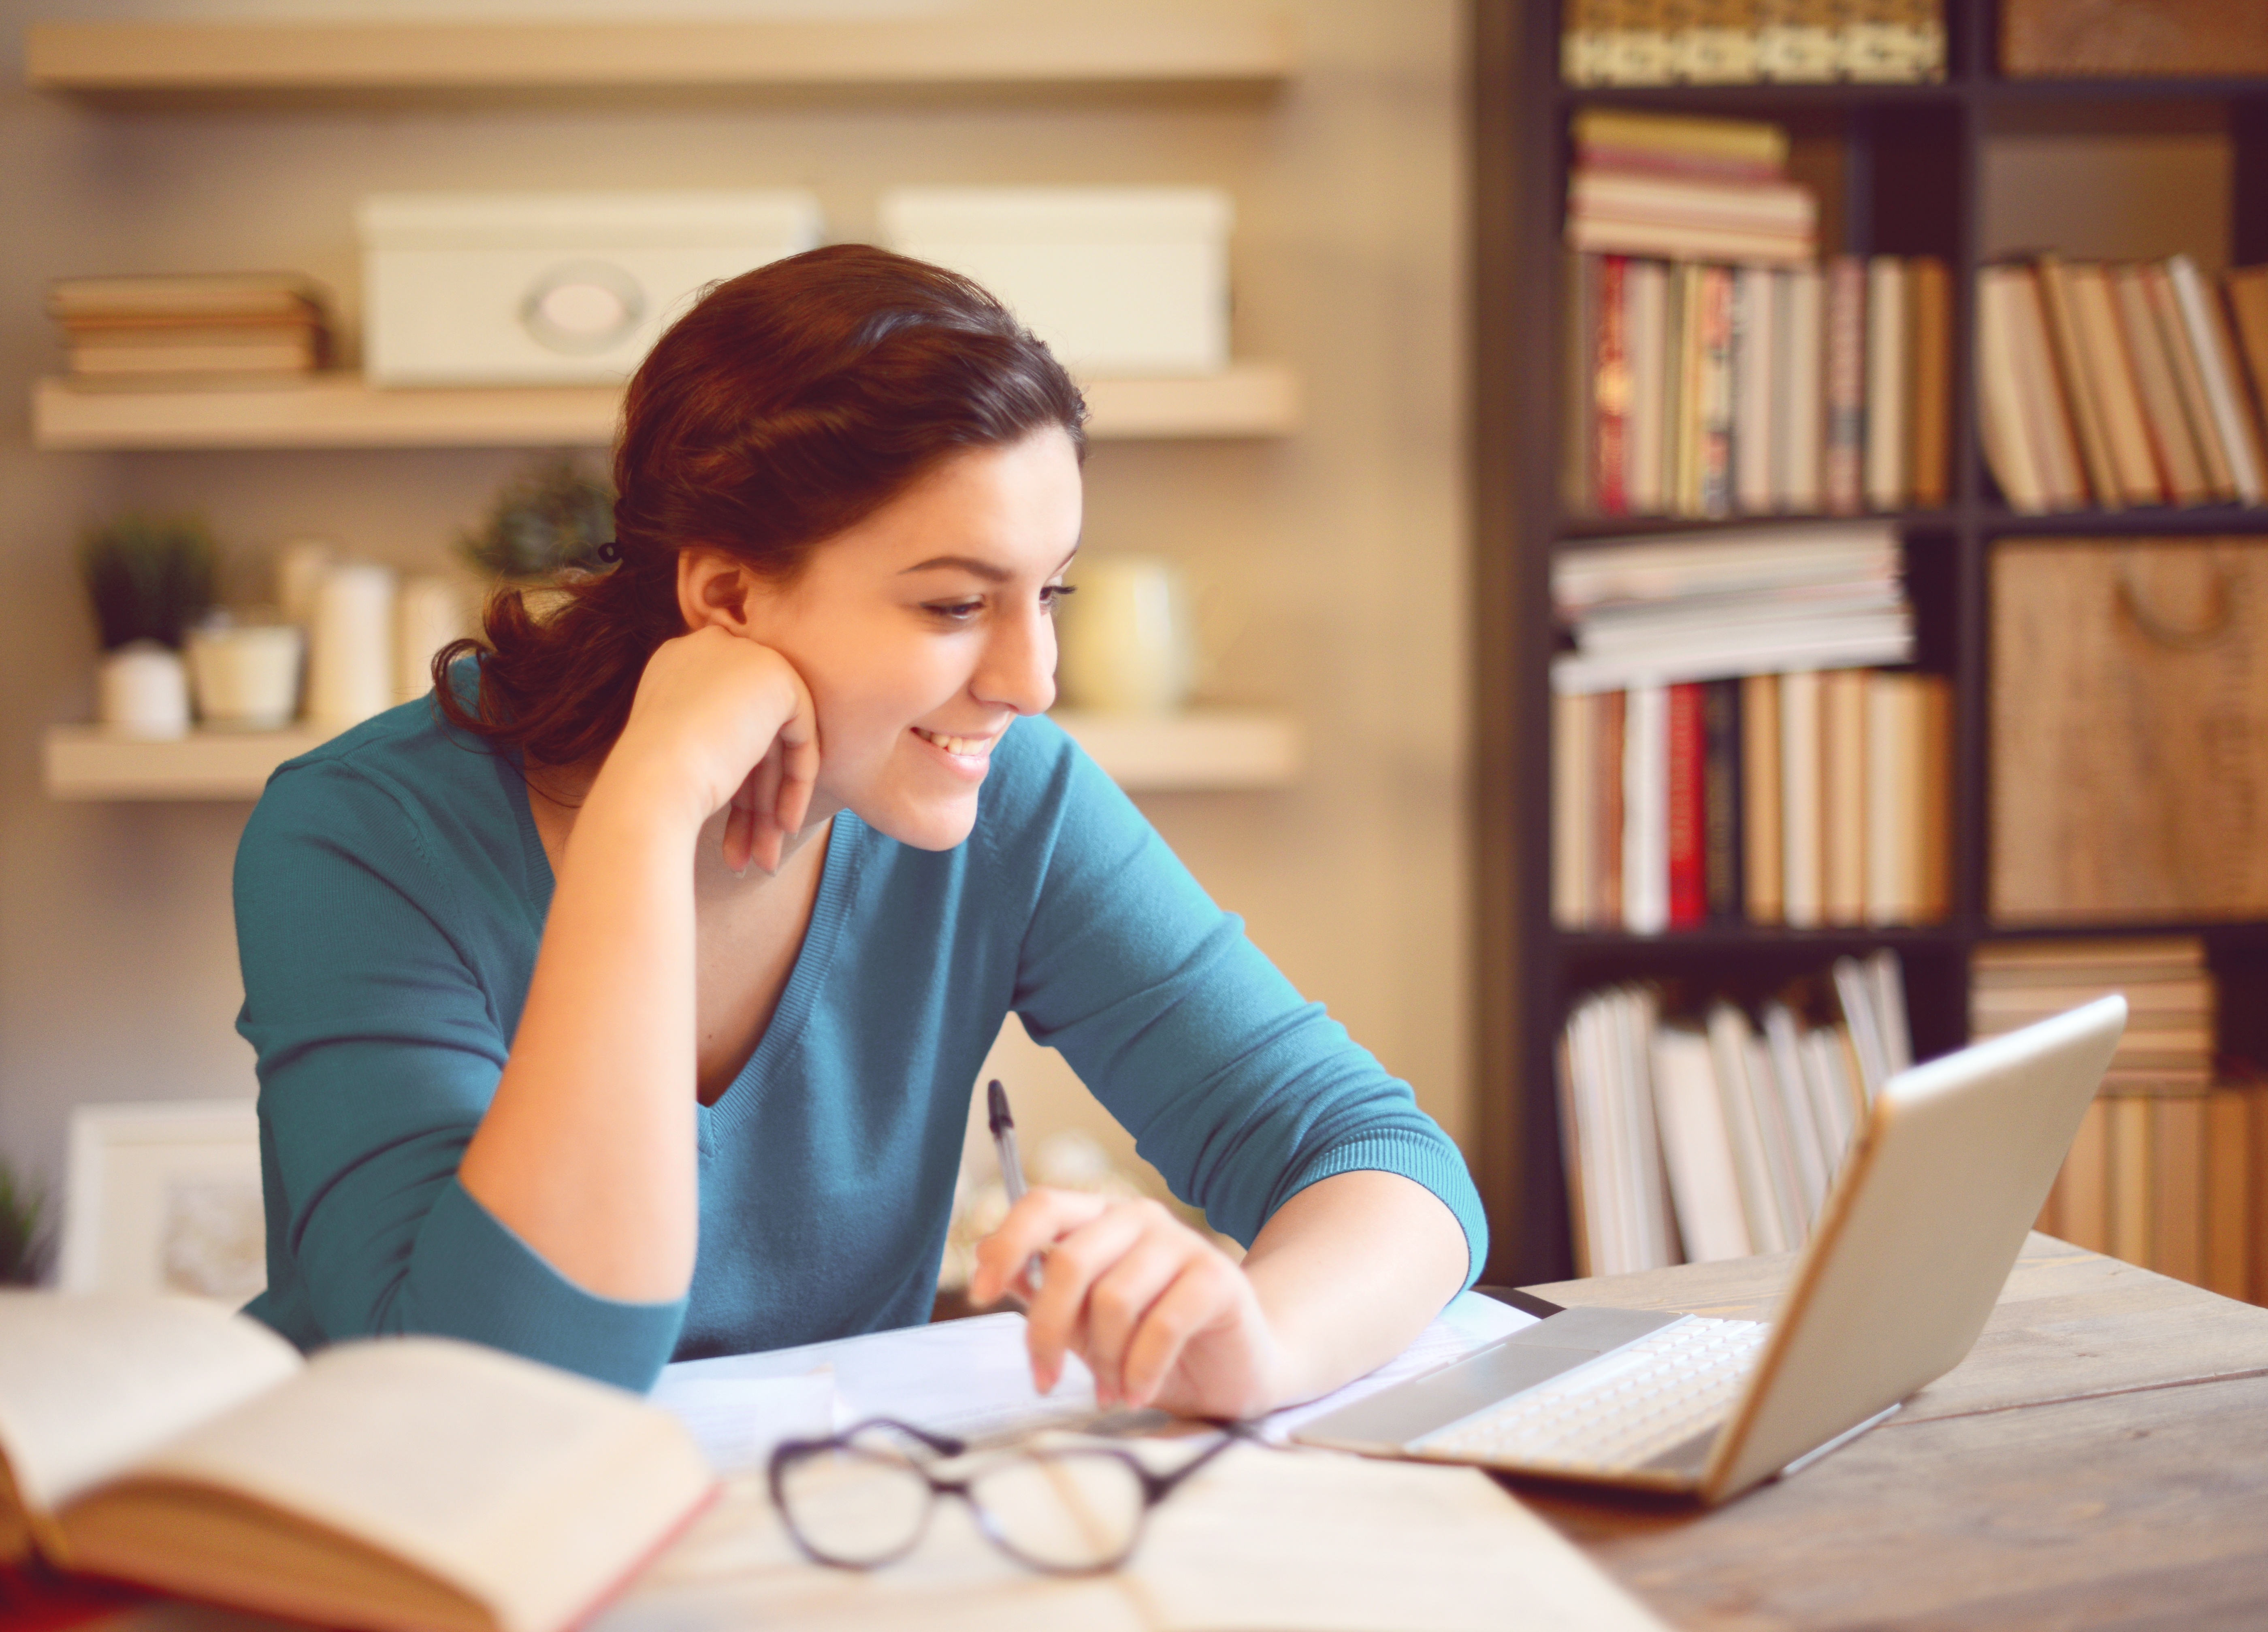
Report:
232,692,1486,1392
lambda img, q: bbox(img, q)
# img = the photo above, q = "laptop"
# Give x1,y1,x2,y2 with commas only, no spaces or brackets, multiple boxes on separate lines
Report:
1295,996,2127,1504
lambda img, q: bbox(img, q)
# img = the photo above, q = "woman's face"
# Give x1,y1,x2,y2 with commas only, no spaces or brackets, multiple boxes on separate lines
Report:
742,427,1083,851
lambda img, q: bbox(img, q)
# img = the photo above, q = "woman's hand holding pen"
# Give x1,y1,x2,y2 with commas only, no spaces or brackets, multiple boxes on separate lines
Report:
970,1191,1286,1421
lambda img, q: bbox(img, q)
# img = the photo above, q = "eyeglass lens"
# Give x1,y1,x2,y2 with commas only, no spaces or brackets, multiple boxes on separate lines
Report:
967,1451,1150,1572
774,1443,936,1567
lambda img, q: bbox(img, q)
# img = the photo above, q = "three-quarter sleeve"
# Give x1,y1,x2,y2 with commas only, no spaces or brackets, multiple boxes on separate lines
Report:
234,754,684,1389
1001,728,1488,1282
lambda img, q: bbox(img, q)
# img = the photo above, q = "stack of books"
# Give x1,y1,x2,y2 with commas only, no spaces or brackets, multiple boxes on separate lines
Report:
1562,115,1950,520
1562,0,1946,87
1556,952,1913,1277
1551,525,1948,934
1565,109,1817,265
1973,937,2215,1093
1991,937,2260,1301
47,273,330,383
1977,254,2268,512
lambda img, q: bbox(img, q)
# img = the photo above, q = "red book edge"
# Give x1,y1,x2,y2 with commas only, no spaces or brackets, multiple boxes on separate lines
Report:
1666,681,1707,929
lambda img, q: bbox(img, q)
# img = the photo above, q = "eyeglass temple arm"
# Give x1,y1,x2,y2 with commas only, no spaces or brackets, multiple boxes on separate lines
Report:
1138,1419,1251,1503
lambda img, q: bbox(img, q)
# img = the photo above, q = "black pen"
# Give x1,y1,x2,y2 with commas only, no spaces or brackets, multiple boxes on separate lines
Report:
986,1079,1046,1293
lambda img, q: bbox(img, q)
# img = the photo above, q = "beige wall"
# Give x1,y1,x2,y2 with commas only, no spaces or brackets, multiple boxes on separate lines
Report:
0,2,1474,1224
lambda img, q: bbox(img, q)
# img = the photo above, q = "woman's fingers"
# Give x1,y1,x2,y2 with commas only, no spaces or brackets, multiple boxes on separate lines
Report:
742,746,786,874
1020,1203,1156,1395
1081,1230,1195,1406
772,672,821,839
1120,1256,1243,1411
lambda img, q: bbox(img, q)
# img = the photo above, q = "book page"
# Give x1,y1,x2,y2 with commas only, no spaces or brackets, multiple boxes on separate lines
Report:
70,1337,712,1632
607,1438,1666,1632
1134,1444,1671,1632
0,1293,301,1521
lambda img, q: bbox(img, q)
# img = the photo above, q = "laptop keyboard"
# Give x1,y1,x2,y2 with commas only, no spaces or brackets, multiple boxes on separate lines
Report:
1411,1315,1769,1475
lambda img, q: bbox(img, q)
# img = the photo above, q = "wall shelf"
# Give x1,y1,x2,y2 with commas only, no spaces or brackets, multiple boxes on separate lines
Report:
30,364,1300,452
44,710,1301,801
24,13,1294,100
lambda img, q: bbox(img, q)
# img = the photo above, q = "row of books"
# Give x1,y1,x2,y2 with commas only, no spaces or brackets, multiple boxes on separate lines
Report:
1562,0,1945,86
1565,108,1818,266
1565,251,1950,520
1972,938,2215,1093
46,272,331,381
1978,255,2268,513
1557,952,1913,1277
1553,668,1950,933
2039,1081,2262,1306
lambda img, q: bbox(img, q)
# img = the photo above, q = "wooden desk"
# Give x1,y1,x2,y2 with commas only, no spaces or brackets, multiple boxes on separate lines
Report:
1518,1234,2268,1630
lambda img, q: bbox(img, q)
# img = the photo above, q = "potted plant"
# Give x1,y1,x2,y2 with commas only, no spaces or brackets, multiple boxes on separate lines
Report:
456,452,616,582
0,1153,51,1287
78,513,217,737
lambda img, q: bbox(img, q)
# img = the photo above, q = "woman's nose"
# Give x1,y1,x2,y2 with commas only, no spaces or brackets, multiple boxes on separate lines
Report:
974,607,1057,717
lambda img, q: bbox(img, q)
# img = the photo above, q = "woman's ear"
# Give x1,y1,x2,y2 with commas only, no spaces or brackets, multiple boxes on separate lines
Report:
676,548,759,635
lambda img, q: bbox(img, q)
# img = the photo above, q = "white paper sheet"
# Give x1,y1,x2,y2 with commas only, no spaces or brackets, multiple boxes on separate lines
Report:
650,1293,1537,1473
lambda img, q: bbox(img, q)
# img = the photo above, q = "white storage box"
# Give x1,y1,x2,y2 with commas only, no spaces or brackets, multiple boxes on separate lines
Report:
358,191,822,387
880,187,1231,377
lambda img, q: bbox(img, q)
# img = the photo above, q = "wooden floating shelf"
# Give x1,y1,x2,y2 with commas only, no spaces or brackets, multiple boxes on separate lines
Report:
24,13,1294,98
45,710,1301,801
31,364,1300,452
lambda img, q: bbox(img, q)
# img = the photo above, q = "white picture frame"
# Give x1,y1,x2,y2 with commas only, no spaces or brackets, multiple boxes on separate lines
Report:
58,1099,265,1305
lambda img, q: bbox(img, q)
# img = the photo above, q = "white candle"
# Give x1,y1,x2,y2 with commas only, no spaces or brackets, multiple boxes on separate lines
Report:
306,563,397,728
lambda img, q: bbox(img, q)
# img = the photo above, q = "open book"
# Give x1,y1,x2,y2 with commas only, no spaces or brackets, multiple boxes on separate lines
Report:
0,1293,715,1632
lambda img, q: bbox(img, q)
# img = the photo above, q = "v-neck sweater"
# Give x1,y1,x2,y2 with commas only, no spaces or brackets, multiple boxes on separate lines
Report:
232,692,1486,1392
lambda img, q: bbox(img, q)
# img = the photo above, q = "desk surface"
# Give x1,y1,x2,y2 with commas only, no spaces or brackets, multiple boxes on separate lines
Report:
1520,1234,2268,1630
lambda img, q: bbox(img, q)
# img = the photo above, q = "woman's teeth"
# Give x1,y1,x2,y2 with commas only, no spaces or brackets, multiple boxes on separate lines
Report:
916,727,991,756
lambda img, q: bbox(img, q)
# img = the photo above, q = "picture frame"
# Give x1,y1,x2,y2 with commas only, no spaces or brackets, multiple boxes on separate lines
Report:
58,1099,264,1304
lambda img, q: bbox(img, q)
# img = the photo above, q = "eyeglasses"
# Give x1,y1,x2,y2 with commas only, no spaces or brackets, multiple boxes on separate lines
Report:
767,1417,1247,1576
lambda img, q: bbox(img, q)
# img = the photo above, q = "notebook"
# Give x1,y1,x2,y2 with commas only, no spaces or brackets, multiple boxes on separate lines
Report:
1296,997,2127,1504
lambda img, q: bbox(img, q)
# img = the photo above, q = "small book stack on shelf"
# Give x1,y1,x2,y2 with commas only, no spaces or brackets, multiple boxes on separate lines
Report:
1552,523,1950,934
1978,254,2268,514
1986,938,2263,1305
1563,111,1950,520
46,273,331,383
1562,0,1946,86
1556,952,1912,1277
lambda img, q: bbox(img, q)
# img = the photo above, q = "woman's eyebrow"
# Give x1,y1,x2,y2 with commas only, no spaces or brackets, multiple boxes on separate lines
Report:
898,546,1080,581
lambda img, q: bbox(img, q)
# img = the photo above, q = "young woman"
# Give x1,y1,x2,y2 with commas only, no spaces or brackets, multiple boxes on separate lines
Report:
234,245,1484,1417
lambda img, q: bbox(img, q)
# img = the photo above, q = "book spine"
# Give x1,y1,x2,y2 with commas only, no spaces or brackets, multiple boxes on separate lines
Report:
2034,254,2120,508
1595,255,1631,513
1742,671,1784,923
2147,260,2238,503
1907,256,1952,508
1780,668,1825,927
1625,681,1671,934
1977,266,2049,512
1782,263,1825,511
1626,259,1669,514
1563,251,1599,513
1667,681,1708,929
1697,264,1735,516
1821,668,1868,924
2151,1093,2208,1285
1863,256,1908,510
1597,689,1627,926
2113,264,2210,505
2109,1093,2153,1268
1703,677,1744,920
2169,256,2268,505
1823,254,1867,515
1731,266,1775,513
1672,263,1705,514
2072,261,2165,505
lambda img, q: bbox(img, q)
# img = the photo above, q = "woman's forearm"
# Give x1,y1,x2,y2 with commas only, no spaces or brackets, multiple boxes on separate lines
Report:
456,775,703,1302
1240,1169,1473,1408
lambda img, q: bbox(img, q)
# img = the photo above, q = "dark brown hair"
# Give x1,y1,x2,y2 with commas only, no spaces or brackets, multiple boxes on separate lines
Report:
434,244,1087,766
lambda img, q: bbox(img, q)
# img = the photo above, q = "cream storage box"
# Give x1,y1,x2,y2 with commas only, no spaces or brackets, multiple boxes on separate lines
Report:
879,187,1232,377
358,191,822,386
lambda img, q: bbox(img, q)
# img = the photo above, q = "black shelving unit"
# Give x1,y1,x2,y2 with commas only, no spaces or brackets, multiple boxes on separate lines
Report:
1469,0,2268,1285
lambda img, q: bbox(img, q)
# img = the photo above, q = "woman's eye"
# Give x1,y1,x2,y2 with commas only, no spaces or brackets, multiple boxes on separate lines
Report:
1041,584,1077,613
925,599,984,623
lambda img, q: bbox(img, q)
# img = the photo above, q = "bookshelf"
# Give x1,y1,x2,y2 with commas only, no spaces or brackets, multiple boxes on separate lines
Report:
29,364,1302,452
43,710,1302,801
1470,1,2268,1284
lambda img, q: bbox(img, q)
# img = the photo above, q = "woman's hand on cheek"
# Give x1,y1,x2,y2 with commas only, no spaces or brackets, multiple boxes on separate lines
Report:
610,626,819,865
971,1190,1284,1421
